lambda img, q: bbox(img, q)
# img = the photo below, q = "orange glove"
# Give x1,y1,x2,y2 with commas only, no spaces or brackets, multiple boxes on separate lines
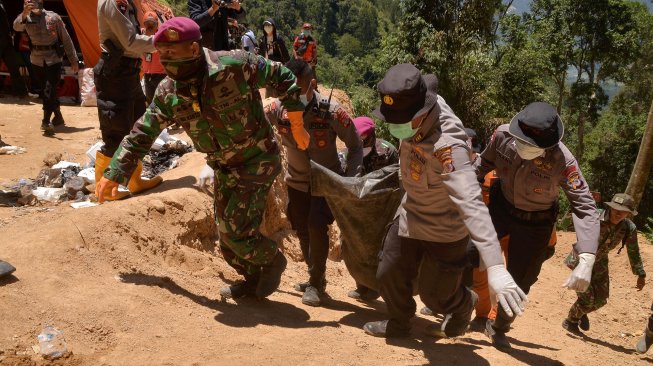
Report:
287,111,310,150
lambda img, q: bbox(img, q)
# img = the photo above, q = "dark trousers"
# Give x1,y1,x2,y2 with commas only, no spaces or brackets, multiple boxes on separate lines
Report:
94,57,146,157
287,186,334,288
144,73,166,105
488,188,555,331
377,218,472,332
32,62,61,121
0,43,27,95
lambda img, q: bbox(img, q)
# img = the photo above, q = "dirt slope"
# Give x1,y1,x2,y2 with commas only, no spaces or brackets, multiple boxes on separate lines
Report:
1,97,653,365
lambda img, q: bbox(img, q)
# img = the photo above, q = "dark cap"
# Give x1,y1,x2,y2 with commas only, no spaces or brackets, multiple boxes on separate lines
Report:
508,102,564,148
373,63,438,124
605,193,638,215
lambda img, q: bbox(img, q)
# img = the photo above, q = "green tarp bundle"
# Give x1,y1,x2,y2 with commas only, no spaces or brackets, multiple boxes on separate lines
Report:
310,162,404,290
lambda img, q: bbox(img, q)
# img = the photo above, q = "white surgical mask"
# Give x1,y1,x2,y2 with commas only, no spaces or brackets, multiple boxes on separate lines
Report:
514,139,545,160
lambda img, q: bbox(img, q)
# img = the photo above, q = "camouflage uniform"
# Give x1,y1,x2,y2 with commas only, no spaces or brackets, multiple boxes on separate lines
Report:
361,139,399,174
566,208,646,321
105,48,302,276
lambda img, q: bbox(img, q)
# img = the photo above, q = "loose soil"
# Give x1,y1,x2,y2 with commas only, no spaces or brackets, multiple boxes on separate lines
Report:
0,97,652,365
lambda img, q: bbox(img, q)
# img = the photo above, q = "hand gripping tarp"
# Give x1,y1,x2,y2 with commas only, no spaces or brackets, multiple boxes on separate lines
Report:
310,161,404,290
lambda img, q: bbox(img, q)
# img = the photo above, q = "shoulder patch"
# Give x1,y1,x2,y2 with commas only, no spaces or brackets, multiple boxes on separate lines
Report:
564,165,584,189
335,108,351,128
434,146,455,174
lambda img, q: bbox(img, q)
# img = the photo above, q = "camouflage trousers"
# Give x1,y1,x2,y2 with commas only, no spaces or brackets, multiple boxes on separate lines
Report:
567,255,610,321
213,152,281,277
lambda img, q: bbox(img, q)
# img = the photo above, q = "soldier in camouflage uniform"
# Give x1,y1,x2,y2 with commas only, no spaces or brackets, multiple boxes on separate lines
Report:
97,17,311,300
264,59,363,307
563,193,646,334
13,0,79,136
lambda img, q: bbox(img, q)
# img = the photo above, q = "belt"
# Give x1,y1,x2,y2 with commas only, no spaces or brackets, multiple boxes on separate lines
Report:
32,44,57,51
100,53,142,68
489,181,557,224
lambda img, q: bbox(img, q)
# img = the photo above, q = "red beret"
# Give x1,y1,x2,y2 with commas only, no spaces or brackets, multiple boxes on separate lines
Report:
153,17,201,46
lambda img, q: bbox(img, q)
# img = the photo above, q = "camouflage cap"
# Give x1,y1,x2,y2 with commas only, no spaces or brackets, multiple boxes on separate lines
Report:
153,17,201,47
605,193,638,215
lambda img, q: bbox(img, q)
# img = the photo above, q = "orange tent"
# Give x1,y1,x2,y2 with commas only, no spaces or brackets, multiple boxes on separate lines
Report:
62,0,174,67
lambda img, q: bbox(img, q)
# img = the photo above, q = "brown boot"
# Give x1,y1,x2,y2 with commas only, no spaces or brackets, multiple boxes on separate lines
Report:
94,151,129,201
127,161,162,194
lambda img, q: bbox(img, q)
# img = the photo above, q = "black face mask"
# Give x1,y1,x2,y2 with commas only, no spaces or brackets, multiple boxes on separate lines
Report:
160,56,204,82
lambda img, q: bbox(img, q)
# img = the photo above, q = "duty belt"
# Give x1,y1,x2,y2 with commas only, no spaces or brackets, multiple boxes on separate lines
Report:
100,53,142,68
489,181,558,224
32,44,57,51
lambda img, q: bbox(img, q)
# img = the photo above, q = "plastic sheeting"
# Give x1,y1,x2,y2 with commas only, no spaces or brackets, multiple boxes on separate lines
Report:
310,161,404,290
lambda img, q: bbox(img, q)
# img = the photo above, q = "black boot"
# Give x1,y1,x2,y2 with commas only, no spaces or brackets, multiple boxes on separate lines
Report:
255,251,287,299
579,314,590,331
40,121,55,136
347,285,380,301
562,319,583,335
219,277,258,299
486,311,513,352
52,109,65,126
444,289,478,337
363,320,410,338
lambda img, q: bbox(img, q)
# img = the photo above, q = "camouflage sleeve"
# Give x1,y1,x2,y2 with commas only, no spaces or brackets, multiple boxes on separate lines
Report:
250,54,302,112
55,14,78,65
104,92,175,185
330,106,362,177
624,220,646,277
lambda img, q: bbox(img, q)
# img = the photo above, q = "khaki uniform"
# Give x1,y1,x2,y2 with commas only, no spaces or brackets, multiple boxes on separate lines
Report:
265,91,362,288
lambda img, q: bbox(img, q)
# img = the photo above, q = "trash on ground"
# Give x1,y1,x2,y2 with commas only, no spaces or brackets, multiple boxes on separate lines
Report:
143,139,192,178
37,325,68,360
32,187,66,202
52,161,81,170
0,145,27,155
70,200,99,209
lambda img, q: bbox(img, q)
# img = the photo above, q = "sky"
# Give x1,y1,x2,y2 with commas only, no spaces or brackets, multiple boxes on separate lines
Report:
507,0,653,14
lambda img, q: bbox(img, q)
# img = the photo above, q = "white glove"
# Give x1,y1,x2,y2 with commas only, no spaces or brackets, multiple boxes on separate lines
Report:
196,164,214,194
563,252,595,292
487,264,528,317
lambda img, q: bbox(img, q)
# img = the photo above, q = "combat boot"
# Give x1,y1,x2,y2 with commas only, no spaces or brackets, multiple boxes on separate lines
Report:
40,121,55,136
562,318,583,335
94,151,130,201
485,318,512,352
127,160,163,194
363,320,410,338
219,275,258,299
636,327,653,353
51,109,65,126
579,314,590,331
255,251,287,299
444,290,478,337
294,282,310,292
302,285,324,306
347,286,380,302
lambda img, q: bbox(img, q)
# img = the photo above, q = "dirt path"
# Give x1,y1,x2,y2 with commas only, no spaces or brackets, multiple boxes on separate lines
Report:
0,97,652,365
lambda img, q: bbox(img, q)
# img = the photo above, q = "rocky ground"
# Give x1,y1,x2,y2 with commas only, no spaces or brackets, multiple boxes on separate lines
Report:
0,97,652,365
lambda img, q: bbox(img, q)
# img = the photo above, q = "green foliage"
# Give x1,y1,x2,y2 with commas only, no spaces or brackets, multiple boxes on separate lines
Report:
643,217,653,244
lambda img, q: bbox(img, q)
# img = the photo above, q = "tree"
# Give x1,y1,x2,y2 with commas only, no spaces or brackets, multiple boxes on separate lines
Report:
626,100,653,208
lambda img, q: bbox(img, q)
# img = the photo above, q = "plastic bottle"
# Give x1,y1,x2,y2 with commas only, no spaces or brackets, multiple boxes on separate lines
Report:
37,325,68,359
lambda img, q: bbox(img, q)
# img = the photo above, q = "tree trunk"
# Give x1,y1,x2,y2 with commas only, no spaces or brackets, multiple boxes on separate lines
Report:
625,99,653,208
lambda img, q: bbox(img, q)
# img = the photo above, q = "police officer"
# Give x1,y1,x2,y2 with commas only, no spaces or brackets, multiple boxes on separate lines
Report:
96,17,311,300
264,59,363,307
363,63,526,339
188,0,245,51
13,0,78,136
95,0,163,200
476,102,600,351
0,0,28,98
562,193,646,334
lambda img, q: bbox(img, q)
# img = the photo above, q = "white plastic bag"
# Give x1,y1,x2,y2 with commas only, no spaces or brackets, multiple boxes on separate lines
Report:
79,68,97,107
